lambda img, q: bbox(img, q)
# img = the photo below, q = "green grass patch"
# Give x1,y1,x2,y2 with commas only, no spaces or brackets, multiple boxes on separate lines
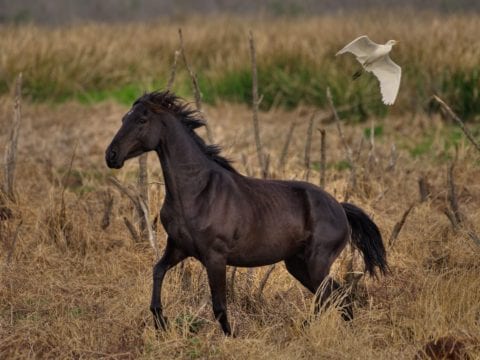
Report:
9,57,479,122
363,124,384,139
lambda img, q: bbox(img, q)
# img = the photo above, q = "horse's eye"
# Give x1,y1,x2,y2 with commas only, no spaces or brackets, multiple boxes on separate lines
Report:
137,117,148,124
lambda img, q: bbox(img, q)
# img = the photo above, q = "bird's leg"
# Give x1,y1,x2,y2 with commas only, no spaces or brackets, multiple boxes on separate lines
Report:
352,68,363,80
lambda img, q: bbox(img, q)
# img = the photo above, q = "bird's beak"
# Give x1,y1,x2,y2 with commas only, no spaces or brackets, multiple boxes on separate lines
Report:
394,40,400,45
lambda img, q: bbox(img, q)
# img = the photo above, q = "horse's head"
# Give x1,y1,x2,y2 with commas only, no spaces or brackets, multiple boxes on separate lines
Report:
105,97,167,169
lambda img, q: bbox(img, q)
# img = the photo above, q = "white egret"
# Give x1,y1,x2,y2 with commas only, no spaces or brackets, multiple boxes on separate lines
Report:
336,36,401,105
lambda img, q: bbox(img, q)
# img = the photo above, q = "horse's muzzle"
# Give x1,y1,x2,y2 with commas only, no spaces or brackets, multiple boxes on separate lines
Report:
105,145,123,169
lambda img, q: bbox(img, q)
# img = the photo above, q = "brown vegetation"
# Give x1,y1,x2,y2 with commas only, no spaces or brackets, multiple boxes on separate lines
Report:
0,94,479,358
1,12,479,359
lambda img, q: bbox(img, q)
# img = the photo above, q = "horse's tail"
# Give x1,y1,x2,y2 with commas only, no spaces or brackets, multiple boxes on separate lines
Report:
341,202,388,277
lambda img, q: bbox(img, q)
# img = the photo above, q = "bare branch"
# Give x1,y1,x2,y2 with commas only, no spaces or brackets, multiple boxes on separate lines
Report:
178,28,214,143
447,163,463,224
326,87,356,197
108,176,139,208
279,120,296,169
443,208,459,230
367,120,378,167
319,128,326,188
166,50,181,91
138,196,160,259
249,30,267,179
466,229,480,247
256,264,276,300
123,217,140,243
386,143,397,172
389,204,415,247
432,95,480,152
304,114,315,181
229,266,237,302
100,190,114,230
326,87,352,162
418,176,430,202
109,176,159,256
137,153,149,240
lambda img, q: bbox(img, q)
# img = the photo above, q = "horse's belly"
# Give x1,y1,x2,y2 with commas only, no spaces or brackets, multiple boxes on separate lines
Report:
226,231,307,267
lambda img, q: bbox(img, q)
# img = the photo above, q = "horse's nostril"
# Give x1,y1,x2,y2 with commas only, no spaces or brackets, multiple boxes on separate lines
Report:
109,149,117,160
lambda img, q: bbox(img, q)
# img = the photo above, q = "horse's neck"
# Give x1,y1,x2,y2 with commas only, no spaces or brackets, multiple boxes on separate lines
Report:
155,120,212,206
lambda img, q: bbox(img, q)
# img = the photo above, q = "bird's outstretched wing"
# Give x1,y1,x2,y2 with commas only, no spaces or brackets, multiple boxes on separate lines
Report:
366,55,401,105
336,35,380,57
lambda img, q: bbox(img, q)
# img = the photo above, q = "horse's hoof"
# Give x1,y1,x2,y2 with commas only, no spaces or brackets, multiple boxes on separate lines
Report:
150,308,168,330
153,316,168,330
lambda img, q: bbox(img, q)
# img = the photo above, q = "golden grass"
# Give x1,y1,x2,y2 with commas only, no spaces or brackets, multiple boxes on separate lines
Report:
0,95,479,358
0,13,479,115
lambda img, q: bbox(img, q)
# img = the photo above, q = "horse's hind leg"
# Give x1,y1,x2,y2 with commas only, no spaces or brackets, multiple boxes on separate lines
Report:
284,253,315,293
307,234,353,320
315,275,353,321
150,238,187,330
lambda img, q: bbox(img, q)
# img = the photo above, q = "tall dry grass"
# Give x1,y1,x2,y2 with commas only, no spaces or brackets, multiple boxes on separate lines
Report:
0,12,479,117
0,93,479,358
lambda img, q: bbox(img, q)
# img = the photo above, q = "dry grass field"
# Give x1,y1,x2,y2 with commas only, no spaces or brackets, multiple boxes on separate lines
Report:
1,13,480,360
0,13,479,116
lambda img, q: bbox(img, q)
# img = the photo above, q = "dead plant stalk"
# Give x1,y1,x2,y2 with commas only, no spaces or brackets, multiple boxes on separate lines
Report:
249,30,267,179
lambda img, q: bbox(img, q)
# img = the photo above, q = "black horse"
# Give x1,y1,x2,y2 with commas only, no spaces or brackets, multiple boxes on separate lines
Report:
105,91,388,335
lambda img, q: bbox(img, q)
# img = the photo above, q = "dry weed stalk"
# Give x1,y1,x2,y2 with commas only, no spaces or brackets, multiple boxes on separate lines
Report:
446,162,463,225
431,95,480,152
123,217,140,243
367,120,378,168
228,266,237,301
138,197,160,259
249,30,267,179
2,73,22,202
389,204,415,247
166,50,181,91
326,88,352,162
100,190,114,230
418,176,431,202
279,120,297,169
178,28,214,143
386,143,398,172
137,153,149,240
326,87,356,195
109,176,160,255
304,113,315,181
256,265,276,300
108,176,138,207
318,128,326,188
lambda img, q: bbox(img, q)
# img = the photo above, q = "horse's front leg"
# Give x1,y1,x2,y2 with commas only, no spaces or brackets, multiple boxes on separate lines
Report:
205,254,231,336
150,238,186,330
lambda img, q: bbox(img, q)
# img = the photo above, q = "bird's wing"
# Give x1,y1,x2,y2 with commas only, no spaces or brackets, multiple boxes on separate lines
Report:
367,55,401,105
335,35,380,57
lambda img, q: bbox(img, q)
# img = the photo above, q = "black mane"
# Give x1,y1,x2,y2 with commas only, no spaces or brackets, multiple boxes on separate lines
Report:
136,91,237,173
